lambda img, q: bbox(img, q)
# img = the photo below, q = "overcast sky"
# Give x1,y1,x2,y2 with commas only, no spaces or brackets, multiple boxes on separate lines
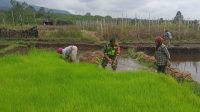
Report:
17,0,200,19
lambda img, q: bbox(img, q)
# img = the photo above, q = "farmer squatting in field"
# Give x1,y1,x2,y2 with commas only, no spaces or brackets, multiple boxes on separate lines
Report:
102,38,120,71
155,36,171,73
56,45,78,62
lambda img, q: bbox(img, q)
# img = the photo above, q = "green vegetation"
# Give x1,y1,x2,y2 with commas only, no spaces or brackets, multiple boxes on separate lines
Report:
128,49,156,68
0,43,27,55
39,26,97,42
0,50,200,111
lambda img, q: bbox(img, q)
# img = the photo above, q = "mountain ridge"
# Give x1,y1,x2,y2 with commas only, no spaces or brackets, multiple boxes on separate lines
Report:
0,0,71,15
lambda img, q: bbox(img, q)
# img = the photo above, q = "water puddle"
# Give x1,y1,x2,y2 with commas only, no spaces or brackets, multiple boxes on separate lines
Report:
172,61,200,82
171,54,200,82
106,57,143,71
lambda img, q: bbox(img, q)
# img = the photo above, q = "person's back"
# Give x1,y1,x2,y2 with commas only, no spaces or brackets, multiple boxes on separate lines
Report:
62,46,72,57
70,46,78,62
57,45,78,62
155,44,170,66
155,36,171,73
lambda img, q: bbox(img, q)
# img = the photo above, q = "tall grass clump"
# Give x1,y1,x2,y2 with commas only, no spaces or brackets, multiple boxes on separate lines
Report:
0,49,200,112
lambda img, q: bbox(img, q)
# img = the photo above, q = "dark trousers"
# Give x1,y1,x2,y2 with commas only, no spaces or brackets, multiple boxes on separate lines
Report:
102,57,118,70
157,65,167,73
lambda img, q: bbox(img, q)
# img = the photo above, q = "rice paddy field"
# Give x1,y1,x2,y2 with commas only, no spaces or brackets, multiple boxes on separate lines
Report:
1,50,200,112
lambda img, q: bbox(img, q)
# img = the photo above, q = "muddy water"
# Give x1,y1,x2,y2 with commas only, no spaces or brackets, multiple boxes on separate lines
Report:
106,57,143,71
78,50,143,71
116,50,145,71
171,55,200,82
117,55,200,82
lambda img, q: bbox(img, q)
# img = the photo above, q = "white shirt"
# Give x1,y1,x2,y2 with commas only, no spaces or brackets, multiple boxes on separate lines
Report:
62,46,72,58
166,32,173,39
62,46,78,61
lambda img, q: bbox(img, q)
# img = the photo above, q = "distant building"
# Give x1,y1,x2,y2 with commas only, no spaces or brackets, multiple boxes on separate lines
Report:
43,17,54,25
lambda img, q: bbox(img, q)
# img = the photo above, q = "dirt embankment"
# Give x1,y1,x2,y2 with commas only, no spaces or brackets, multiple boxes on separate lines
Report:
135,45,200,55
34,42,200,56
0,44,9,50
0,45,29,56
1,40,200,57
34,42,103,51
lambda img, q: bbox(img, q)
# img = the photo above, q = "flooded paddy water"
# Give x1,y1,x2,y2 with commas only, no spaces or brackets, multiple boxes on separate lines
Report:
171,55,200,82
107,57,143,71
116,53,200,82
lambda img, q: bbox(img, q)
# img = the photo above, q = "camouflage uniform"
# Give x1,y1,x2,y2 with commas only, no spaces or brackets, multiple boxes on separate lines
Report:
102,44,120,70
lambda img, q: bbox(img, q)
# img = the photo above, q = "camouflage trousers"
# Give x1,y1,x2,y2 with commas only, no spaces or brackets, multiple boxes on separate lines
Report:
101,57,118,70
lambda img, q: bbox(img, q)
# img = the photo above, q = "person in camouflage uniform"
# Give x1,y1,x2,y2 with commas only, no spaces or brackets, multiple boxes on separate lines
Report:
102,38,120,70
155,36,171,73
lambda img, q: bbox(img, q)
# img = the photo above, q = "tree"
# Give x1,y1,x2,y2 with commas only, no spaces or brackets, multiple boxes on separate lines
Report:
9,0,37,25
38,7,46,14
0,11,6,24
85,12,91,16
9,0,24,24
10,0,23,10
37,7,46,17
105,15,112,19
26,6,36,13
174,11,184,21
10,0,17,7
22,2,29,9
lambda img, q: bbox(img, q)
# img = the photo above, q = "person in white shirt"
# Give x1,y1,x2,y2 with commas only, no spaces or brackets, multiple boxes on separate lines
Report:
56,45,78,62
164,30,173,47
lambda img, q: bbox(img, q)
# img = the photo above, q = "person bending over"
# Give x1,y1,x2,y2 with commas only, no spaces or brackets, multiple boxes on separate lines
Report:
56,45,78,62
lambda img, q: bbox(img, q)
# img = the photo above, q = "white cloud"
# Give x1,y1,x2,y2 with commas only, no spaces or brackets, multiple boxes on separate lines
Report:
17,0,200,19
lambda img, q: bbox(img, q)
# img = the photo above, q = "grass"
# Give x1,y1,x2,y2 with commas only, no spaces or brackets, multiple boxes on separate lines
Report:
39,26,97,42
0,50,200,112
0,44,27,55
1,24,200,44
128,49,156,68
